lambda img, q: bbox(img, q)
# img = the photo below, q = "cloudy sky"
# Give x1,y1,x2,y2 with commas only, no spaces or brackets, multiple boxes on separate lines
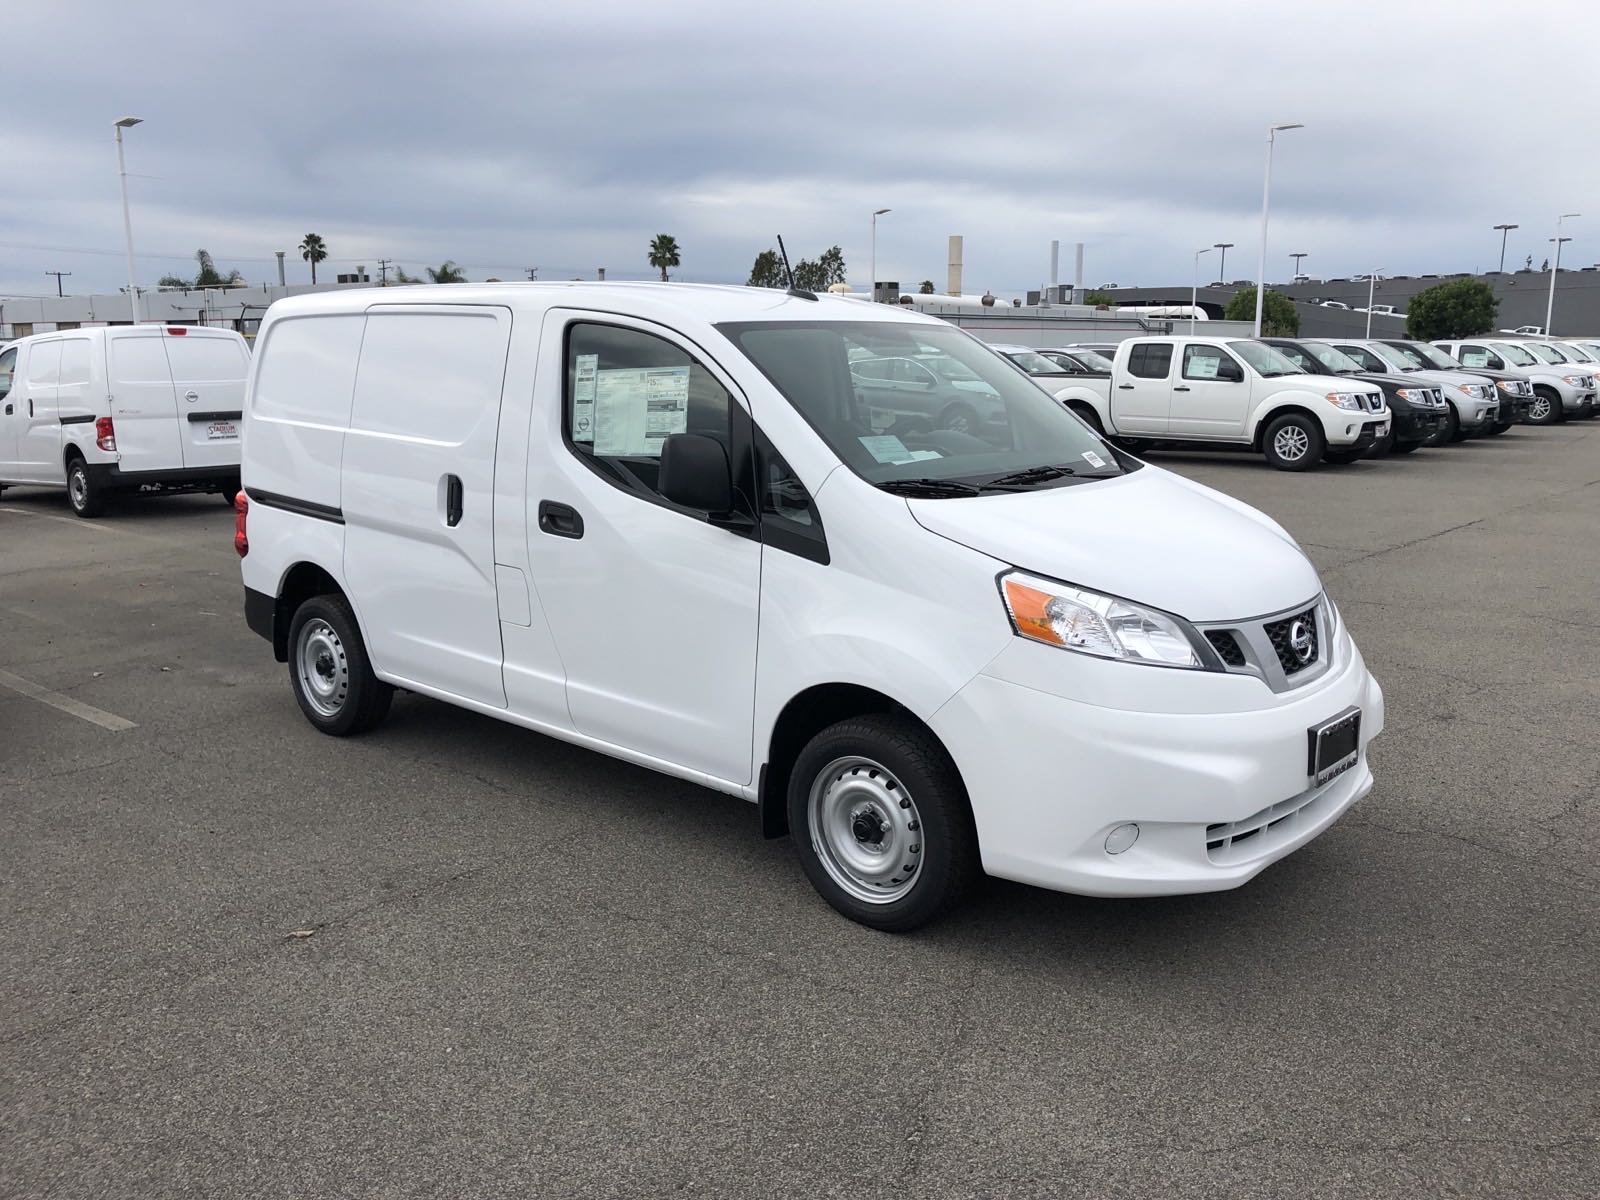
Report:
4,0,1598,301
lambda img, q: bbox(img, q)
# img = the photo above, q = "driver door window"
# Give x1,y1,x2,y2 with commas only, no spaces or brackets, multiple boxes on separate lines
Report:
0,347,15,401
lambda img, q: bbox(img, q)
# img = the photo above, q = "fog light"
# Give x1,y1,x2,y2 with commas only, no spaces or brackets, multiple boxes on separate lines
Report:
1104,823,1140,855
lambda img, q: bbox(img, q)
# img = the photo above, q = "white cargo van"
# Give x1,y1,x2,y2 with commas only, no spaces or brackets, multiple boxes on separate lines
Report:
0,325,249,516
237,284,1384,930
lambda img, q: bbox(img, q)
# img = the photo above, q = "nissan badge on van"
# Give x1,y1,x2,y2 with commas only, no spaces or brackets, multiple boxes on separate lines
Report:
237,284,1384,930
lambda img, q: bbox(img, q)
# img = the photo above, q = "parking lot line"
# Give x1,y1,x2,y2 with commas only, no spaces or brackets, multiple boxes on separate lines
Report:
0,667,137,732
0,506,161,540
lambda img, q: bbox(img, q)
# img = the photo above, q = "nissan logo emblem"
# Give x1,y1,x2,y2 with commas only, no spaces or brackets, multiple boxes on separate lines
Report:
1289,620,1314,663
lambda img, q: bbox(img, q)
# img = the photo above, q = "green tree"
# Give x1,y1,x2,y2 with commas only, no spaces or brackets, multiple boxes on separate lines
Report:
426,261,467,283
1223,287,1300,336
1404,278,1498,340
299,233,328,284
648,234,681,281
157,249,242,289
791,258,827,292
817,245,847,288
1082,288,1116,306
918,280,936,294
747,249,786,288
393,265,421,284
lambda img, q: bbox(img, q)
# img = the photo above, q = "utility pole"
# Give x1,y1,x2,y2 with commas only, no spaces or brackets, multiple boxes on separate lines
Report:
525,267,539,281
377,258,392,286
45,270,71,297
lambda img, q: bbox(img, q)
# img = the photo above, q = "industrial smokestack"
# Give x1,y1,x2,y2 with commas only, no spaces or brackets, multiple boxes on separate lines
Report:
1074,242,1084,302
947,236,964,297
1048,240,1060,307
275,251,286,287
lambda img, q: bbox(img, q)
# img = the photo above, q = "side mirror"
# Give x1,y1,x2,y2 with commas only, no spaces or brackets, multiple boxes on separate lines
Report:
1216,359,1244,382
659,432,734,514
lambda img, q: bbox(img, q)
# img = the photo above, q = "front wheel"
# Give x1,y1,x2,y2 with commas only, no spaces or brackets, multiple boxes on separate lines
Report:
1526,390,1559,425
1067,403,1105,435
788,714,978,932
1262,413,1325,472
287,594,393,736
66,457,107,518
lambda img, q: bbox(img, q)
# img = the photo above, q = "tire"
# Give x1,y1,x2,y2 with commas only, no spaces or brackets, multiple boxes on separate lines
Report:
1485,420,1512,436
1068,402,1105,435
1526,389,1559,426
1439,403,1464,443
287,593,393,736
1322,448,1365,465
66,456,106,518
1261,413,1325,472
939,403,979,437
1391,439,1425,455
787,714,979,932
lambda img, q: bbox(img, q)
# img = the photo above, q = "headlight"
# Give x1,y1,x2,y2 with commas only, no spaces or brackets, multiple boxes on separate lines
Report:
1562,375,1585,387
1395,388,1421,401
1495,380,1517,393
1325,391,1363,411
1001,573,1202,668
1462,383,1486,398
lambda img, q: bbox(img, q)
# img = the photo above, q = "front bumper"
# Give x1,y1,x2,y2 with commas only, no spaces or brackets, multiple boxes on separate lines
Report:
1394,407,1442,443
932,628,1384,897
1328,417,1388,449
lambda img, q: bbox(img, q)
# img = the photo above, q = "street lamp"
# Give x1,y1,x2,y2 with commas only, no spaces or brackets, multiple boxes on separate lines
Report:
870,208,891,302
1492,224,1518,275
1192,248,1217,332
1254,123,1303,336
1364,269,1387,338
1544,213,1579,337
1213,242,1234,284
1291,252,1308,280
114,116,143,323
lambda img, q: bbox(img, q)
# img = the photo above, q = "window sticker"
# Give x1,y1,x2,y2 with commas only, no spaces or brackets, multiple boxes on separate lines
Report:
1187,353,1222,380
1081,449,1107,469
858,435,942,465
572,354,598,442
1461,351,1488,367
592,365,691,456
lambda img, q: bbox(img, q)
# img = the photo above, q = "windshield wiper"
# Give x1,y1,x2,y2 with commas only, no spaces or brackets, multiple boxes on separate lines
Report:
980,464,1079,490
875,477,983,498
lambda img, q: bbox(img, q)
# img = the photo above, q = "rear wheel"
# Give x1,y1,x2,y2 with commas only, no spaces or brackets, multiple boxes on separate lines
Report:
1527,389,1559,425
787,714,978,932
66,456,106,518
287,594,393,736
1262,413,1325,472
1067,402,1105,435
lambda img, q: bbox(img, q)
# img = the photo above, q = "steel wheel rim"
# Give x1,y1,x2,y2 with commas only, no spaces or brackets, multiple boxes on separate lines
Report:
1530,396,1551,421
1274,426,1310,461
296,618,349,718
69,468,87,509
808,756,923,905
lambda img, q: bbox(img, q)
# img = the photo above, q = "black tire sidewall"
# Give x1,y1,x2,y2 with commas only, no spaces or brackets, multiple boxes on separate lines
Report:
286,595,390,736
67,459,103,517
1262,414,1324,471
786,715,977,932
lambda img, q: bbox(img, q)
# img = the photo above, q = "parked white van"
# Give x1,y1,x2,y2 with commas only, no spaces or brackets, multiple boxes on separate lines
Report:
237,284,1384,930
0,325,248,516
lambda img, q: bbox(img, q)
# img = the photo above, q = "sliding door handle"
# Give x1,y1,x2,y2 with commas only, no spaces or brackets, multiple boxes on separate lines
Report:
445,474,464,527
1117,384,1134,390
1173,385,1192,392
538,500,584,539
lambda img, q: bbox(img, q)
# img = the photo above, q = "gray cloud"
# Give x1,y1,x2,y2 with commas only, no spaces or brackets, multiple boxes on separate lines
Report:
3,0,1596,300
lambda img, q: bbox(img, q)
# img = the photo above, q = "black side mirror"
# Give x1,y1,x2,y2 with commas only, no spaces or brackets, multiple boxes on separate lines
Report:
1216,359,1244,382
659,433,734,513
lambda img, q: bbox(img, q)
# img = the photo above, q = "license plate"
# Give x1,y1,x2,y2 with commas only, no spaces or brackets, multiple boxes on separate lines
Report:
206,421,237,440
1308,707,1361,786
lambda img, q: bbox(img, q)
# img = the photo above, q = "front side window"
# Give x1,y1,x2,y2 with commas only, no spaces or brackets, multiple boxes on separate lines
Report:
1335,345,1389,373
1182,345,1238,380
1006,350,1065,375
719,320,1129,494
566,322,736,506
1489,342,1536,366
1126,343,1173,379
1560,344,1596,363
1266,343,1315,373
1304,343,1363,374
1065,348,1115,372
1457,345,1497,369
1395,341,1463,370
1525,343,1566,364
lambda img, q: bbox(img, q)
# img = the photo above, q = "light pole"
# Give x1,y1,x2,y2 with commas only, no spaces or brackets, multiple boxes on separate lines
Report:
1213,242,1233,284
870,208,891,301
114,116,143,323
1191,247,1216,332
1291,252,1307,279
1364,269,1386,338
1492,224,1518,275
1254,122,1303,336
1544,213,1578,337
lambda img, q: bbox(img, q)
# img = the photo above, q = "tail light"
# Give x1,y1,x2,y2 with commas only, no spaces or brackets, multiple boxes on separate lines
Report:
94,416,117,452
234,491,249,557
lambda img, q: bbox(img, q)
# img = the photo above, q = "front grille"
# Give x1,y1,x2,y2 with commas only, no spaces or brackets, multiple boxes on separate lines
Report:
1205,630,1247,667
1206,786,1333,864
1363,393,1384,411
1263,607,1320,675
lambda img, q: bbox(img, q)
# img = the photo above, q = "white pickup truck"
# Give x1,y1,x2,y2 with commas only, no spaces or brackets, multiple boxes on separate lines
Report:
1076,336,1391,471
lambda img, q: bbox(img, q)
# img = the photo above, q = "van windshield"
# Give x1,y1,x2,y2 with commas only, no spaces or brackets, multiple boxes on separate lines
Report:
718,320,1130,493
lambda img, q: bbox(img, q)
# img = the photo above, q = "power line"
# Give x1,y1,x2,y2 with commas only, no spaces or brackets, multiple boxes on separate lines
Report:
44,270,71,297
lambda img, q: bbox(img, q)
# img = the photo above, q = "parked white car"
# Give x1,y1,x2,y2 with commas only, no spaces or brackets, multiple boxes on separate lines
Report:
0,325,248,516
1081,336,1389,470
236,284,1383,930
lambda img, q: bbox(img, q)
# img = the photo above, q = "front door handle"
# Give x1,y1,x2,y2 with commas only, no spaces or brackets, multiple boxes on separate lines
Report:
538,500,584,539
1118,384,1134,390
1174,385,1192,391
445,474,464,527
3,403,11,416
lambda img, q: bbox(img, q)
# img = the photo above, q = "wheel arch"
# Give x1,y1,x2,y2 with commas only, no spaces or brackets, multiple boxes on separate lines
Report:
270,560,348,663
1250,402,1325,450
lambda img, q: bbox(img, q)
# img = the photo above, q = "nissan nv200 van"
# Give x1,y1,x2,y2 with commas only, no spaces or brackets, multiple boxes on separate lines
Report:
237,285,1384,930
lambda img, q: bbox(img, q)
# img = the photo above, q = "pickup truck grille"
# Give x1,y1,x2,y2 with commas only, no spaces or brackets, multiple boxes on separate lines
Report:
1363,393,1384,411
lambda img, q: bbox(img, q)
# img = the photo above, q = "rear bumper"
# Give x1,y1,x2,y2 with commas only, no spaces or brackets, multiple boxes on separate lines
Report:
245,586,275,644
86,463,240,492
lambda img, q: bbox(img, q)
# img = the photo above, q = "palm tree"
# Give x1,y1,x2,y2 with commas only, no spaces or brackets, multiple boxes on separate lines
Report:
299,233,328,284
426,261,467,283
648,234,681,282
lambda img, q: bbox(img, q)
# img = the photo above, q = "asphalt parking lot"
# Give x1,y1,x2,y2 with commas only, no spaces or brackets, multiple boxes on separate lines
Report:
3,425,1597,1199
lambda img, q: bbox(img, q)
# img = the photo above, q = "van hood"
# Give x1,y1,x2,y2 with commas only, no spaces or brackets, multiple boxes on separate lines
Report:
907,467,1321,622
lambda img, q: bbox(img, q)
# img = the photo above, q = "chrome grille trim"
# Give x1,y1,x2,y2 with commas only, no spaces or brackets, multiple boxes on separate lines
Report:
1195,595,1335,694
